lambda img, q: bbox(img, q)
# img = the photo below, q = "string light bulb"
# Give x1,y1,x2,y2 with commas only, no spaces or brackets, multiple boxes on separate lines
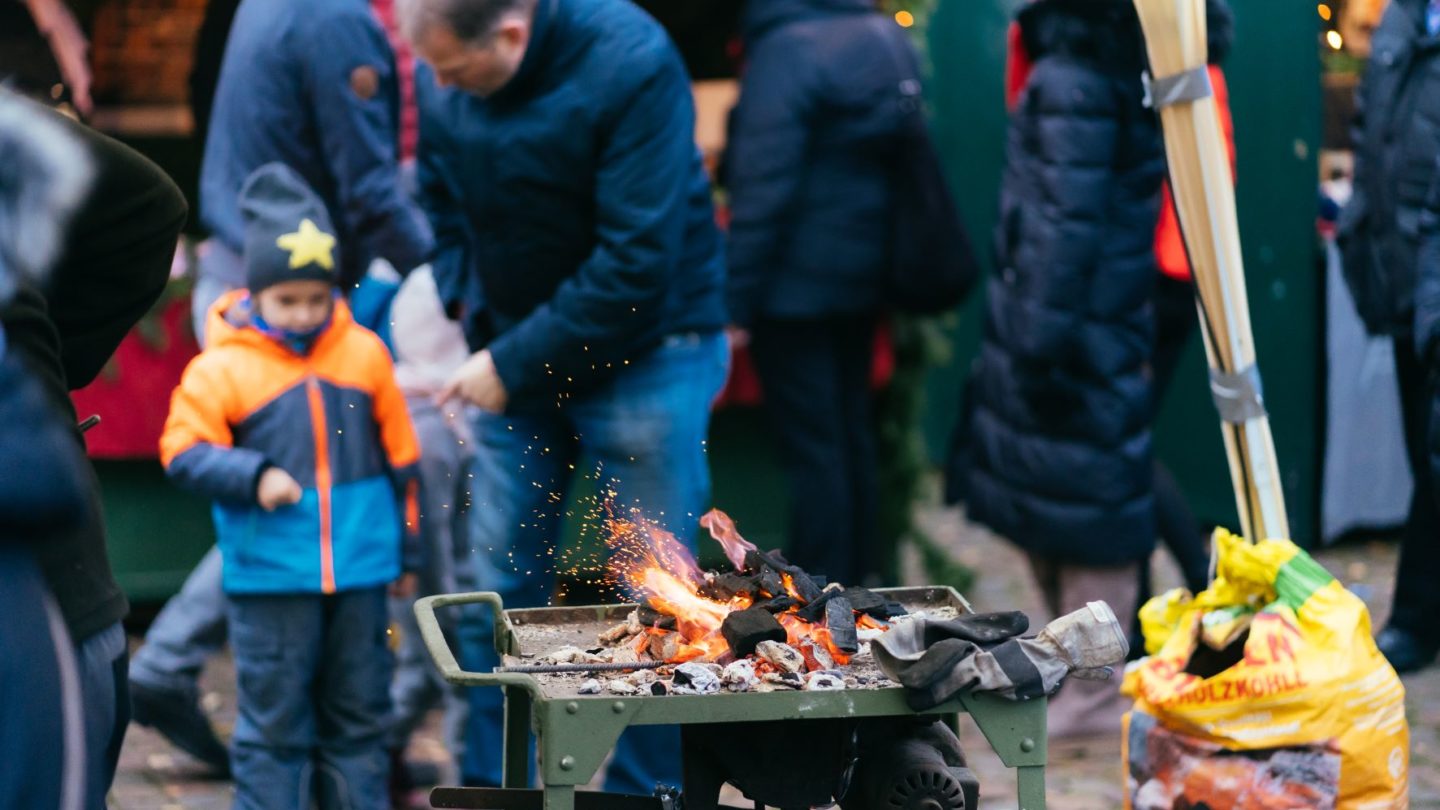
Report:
895,10,915,27
1326,30,1343,50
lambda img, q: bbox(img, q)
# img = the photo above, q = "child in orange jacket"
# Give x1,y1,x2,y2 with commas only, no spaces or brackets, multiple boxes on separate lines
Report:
160,162,420,810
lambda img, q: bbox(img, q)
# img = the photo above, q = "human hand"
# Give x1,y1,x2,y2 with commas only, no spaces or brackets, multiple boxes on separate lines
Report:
435,349,508,413
256,467,302,511
26,0,93,117
389,572,418,599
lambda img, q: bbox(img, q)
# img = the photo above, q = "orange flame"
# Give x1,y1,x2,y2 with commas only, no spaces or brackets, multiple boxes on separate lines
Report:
604,504,877,665
700,509,757,570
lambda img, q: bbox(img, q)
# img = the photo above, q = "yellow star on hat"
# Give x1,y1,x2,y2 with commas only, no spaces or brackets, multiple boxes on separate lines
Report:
275,218,336,271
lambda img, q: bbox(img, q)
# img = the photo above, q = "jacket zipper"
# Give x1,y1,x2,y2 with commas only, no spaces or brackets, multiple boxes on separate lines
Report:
305,375,336,594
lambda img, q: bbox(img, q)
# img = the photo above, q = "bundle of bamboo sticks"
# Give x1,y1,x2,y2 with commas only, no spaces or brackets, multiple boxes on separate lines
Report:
1131,0,1289,543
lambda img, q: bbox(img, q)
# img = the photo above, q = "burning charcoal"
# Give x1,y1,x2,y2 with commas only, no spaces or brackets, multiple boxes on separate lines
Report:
579,679,602,695
699,572,757,602
742,549,770,574
611,646,640,666
799,640,836,672
671,662,721,695
607,679,641,696
841,587,888,618
649,682,668,696
825,598,859,654
885,602,907,618
786,569,823,603
721,660,759,692
720,608,787,658
648,632,683,662
795,590,836,624
755,568,785,600
753,595,799,614
636,605,678,631
755,640,806,674
761,671,803,690
804,671,845,692
599,621,636,645
631,633,654,661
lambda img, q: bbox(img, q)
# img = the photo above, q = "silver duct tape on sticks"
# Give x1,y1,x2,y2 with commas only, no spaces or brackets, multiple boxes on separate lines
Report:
1209,364,1267,424
1142,65,1213,110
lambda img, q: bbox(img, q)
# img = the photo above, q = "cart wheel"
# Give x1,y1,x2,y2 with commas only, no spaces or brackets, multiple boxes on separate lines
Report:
849,738,979,810
883,764,977,810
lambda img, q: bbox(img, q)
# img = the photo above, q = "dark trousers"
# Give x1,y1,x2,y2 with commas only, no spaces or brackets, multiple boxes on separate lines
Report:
1151,277,1209,592
1130,277,1211,656
751,317,878,587
1389,335,1440,642
229,588,393,810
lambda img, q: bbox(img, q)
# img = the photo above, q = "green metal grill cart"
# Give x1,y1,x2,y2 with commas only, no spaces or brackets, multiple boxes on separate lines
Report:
415,587,1048,810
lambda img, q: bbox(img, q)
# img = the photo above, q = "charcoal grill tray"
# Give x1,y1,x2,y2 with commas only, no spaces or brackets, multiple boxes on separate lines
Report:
501,586,966,699
416,589,1048,810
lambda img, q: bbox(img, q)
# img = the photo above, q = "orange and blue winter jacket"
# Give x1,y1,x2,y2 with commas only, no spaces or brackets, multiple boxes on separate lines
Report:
160,290,421,595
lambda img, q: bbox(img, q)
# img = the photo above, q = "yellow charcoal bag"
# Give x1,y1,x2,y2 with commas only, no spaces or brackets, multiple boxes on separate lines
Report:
1122,529,1409,809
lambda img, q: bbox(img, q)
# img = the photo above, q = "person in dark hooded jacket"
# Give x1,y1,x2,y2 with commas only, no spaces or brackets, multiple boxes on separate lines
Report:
1338,0,1440,674
0,87,104,810
724,0,923,587
0,92,187,806
958,0,1165,738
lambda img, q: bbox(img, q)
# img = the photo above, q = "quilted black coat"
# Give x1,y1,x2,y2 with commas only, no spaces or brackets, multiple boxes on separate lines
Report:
959,0,1170,565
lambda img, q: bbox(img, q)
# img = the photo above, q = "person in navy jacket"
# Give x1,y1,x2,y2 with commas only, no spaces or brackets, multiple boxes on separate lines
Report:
402,0,728,792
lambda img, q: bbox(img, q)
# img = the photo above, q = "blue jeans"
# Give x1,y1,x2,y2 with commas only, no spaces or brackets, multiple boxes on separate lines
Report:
76,622,128,809
229,589,393,810
130,545,227,695
459,331,728,793
389,399,473,755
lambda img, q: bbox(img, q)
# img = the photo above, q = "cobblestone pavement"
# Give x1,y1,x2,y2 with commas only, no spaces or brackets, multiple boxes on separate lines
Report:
113,506,1440,808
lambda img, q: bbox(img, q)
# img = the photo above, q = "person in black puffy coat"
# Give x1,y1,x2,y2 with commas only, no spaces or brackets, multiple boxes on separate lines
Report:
957,0,1165,738
1339,0,1440,674
724,0,924,587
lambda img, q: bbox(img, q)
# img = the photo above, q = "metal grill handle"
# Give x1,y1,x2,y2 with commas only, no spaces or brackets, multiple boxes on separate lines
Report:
413,592,541,694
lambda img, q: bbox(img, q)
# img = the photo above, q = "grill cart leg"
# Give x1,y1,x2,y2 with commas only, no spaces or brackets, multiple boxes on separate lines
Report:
543,785,576,810
956,692,1047,810
505,686,533,788
1016,766,1046,810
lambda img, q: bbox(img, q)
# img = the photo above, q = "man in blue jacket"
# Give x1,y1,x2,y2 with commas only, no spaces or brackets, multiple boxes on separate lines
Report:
402,0,728,792
128,0,435,774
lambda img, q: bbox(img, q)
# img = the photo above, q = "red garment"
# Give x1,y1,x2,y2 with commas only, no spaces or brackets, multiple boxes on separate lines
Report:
1004,26,1236,282
1154,67,1235,281
70,295,199,459
370,0,418,162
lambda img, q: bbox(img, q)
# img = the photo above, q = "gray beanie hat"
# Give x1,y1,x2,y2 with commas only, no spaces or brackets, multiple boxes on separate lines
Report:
239,163,339,293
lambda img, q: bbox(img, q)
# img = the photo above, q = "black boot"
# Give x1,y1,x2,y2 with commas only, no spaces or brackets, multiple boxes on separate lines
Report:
129,681,230,776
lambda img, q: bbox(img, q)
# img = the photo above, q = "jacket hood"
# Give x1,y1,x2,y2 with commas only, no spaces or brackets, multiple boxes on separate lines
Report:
1205,0,1234,64
205,288,355,356
1018,0,1234,67
0,91,92,305
1017,0,1145,70
743,0,875,42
